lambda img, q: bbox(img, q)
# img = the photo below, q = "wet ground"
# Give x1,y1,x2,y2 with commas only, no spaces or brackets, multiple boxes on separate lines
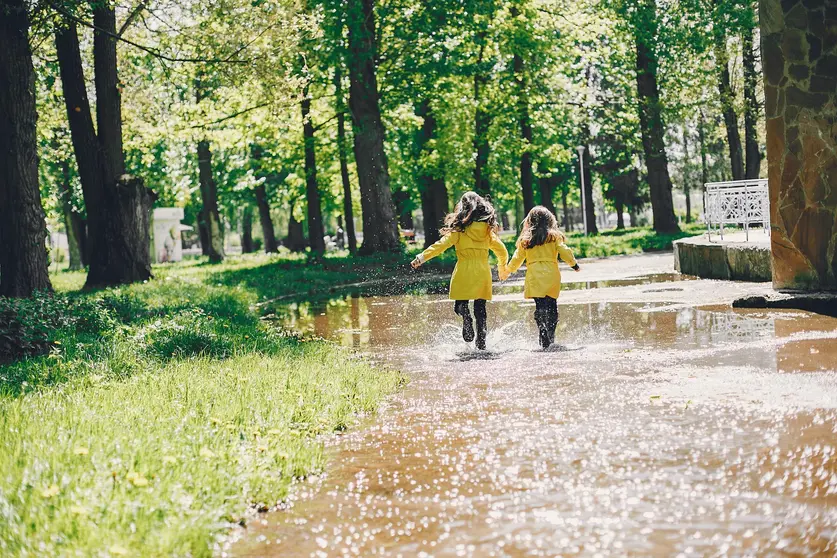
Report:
230,254,837,557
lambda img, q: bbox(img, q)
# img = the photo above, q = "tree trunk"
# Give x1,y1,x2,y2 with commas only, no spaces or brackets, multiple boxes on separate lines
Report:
345,0,401,254
580,144,598,234
473,41,491,197
682,128,692,224
73,3,152,288
197,139,225,263
254,184,278,253
335,65,358,253
197,218,210,256
55,21,106,269
415,99,448,247
241,205,254,253
633,0,679,234
92,3,125,187
537,170,557,216
93,176,154,285
301,84,326,255
714,15,745,181
561,184,571,230
393,190,414,230
615,199,625,229
698,109,709,215
742,23,762,179
286,203,306,252
58,159,86,270
0,0,52,297
511,18,535,214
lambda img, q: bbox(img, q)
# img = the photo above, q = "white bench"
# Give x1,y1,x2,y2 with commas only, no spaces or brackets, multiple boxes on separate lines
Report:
704,179,770,241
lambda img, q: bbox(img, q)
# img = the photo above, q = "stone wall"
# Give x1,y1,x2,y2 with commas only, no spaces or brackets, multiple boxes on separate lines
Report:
760,0,837,290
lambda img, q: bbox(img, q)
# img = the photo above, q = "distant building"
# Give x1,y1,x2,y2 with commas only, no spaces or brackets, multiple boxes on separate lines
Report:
151,208,191,263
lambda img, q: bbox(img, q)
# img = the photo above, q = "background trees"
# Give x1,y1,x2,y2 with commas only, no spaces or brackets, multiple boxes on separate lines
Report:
2,0,768,295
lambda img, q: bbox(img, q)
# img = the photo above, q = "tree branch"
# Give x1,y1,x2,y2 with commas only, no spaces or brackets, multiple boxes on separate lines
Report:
117,0,150,37
50,3,251,64
190,102,274,129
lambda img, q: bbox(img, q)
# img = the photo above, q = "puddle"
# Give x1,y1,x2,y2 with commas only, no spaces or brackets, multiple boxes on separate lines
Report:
233,259,837,557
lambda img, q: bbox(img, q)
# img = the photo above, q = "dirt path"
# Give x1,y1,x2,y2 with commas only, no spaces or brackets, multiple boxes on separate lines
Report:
228,254,837,557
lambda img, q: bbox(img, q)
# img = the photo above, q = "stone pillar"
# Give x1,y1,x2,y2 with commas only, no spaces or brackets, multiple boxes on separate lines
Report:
760,0,837,290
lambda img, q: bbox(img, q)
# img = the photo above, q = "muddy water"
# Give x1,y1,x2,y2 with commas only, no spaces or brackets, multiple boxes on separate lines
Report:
233,258,837,557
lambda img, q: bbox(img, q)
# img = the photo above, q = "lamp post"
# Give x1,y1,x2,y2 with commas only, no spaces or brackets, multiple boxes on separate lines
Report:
577,145,588,236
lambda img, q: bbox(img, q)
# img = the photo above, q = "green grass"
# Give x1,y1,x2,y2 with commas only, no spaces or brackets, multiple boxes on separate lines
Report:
561,222,705,259
0,263,403,556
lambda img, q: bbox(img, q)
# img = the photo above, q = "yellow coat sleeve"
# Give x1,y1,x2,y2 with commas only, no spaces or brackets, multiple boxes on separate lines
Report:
489,232,509,269
502,245,526,280
556,235,577,267
418,232,458,263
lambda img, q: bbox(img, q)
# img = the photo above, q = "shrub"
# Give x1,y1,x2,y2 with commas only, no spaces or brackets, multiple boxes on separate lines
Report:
0,293,73,363
138,310,233,360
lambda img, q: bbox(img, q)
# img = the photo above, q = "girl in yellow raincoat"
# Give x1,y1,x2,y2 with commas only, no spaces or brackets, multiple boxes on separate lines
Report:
499,206,580,348
411,192,508,350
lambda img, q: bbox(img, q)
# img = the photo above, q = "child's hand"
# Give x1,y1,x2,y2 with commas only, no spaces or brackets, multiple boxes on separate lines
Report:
411,257,422,269
498,268,509,281
572,264,581,272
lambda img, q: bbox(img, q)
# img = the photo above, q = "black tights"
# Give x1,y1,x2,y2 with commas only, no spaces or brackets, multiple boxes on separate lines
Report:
454,300,487,330
534,297,558,340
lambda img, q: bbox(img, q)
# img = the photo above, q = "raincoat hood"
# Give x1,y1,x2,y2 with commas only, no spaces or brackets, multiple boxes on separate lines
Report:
464,221,491,241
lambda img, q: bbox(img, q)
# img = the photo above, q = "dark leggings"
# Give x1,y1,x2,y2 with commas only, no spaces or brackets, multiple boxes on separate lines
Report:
454,299,487,329
534,297,558,337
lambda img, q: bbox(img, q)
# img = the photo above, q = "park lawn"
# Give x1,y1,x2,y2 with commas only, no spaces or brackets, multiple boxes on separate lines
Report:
562,222,705,259
0,265,404,556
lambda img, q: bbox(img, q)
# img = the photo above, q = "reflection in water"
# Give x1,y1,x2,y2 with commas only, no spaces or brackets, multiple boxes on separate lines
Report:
238,287,837,557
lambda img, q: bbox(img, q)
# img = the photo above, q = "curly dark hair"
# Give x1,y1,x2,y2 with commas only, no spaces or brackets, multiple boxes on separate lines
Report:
517,206,561,249
440,192,499,236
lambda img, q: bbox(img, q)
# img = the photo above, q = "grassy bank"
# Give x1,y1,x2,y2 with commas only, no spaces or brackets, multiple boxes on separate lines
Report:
0,268,403,556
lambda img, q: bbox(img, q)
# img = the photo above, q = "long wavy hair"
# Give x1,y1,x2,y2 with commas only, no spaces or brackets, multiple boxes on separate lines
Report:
517,206,561,249
440,192,499,235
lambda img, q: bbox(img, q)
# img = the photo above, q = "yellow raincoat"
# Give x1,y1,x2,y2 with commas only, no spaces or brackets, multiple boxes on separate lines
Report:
417,221,508,300
500,233,577,299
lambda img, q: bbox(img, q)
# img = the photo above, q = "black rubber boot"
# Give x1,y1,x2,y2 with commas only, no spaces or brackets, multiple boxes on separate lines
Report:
534,299,551,349
548,304,558,345
455,301,475,342
474,300,487,350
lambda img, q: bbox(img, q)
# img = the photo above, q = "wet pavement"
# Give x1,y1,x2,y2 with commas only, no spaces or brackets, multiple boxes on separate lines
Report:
230,254,837,557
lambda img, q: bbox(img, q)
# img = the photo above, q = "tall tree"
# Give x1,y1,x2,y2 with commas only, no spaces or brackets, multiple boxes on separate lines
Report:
345,0,401,253
196,138,225,263
195,80,225,263
630,0,679,233
301,80,326,255
254,184,278,253
511,5,535,213
579,144,598,234
286,199,306,252
334,65,357,253
55,7,153,289
55,21,106,271
741,15,761,179
713,1,744,181
57,157,87,270
415,99,448,247
473,39,491,196
682,128,693,223
249,144,281,253
698,108,710,213
240,205,254,253
0,0,52,297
